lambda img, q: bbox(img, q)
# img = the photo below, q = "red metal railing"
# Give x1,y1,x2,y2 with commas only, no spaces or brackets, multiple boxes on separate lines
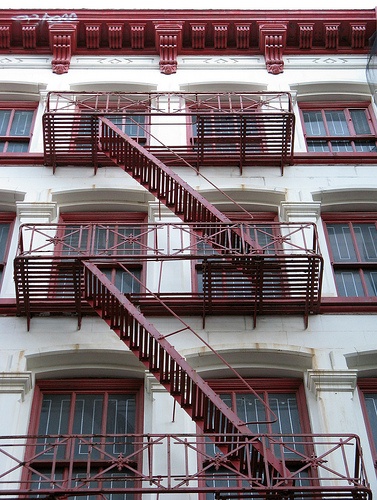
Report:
16,221,320,257
13,221,323,327
0,433,371,498
42,91,295,172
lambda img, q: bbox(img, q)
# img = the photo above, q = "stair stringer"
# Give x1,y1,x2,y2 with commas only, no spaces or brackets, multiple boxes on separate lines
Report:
83,260,292,488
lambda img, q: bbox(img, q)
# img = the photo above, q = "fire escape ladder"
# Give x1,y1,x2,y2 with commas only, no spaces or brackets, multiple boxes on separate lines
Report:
83,260,291,485
98,117,262,253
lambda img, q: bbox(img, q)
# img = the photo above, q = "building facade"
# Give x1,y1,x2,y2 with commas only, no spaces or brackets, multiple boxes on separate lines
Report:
0,6,377,499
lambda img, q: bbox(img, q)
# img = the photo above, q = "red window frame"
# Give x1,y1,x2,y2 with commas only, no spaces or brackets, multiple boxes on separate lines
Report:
322,213,377,299
60,212,147,294
192,212,279,294
24,378,144,496
299,102,377,154
74,102,149,151
0,213,15,291
0,102,37,153
358,379,377,469
199,378,312,499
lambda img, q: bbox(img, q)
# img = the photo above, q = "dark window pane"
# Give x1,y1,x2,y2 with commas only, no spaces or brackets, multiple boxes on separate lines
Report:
334,270,364,297
350,109,371,135
325,110,349,136
0,223,10,261
330,140,353,152
355,140,377,152
6,141,29,152
364,394,377,451
326,224,357,262
9,110,34,136
307,140,330,152
353,224,377,261
62,226,90,254
303,111,325,136
72,394,104,435
365,271,377,296
0,142,4,152
0,110,11,135
235,394,267,434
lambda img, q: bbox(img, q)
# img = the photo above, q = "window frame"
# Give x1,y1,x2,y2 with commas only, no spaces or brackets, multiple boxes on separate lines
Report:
322,212,377,299
24,378,144,496
299,101,377,154
192,212,279,295
358,378,377,469
73,103,150,152
60,212,147,295
199,378,312,499
0,102,37,154
0,213,16,291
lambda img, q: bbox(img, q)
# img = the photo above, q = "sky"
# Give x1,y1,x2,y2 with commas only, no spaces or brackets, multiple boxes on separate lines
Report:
0,0,376,9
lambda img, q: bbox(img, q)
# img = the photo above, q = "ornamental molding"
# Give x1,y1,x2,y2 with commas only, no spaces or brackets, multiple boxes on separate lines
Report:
16,202,58,223
179,56,264,68
279,202,321,222
285,55,367,69
1,9,374,74
145,372,165,394
307,369,358,397
0,372,33,401
73,56,158,67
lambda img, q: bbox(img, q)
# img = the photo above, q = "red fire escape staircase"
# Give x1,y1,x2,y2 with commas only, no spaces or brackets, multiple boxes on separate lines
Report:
83,260,292,489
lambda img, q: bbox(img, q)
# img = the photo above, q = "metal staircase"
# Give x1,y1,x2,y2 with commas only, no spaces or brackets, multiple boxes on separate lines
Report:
83,260,291,487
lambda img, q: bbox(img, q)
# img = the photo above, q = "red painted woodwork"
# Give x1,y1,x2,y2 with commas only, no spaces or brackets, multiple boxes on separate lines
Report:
0,9,374,74
48,22,77,74
154,22,183,74
21,23,37,49
259,22,287,75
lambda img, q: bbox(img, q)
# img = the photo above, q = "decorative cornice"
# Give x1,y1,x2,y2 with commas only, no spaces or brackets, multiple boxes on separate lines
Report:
0,9,374,74
0,372,33,401
154,21,183,75
48,22,77,74
307,369,358,396
258,22,287,74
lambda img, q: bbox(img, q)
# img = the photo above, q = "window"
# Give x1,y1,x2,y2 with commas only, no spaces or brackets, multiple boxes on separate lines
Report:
0,103,36,153
105,113,147,144
358,379,377,467
300,103,377,153
60,212,147,295
25,379,143,497
323,214,377,297
202,378,311,499
0,213,15,289
76,110,147,151
193,213,279,296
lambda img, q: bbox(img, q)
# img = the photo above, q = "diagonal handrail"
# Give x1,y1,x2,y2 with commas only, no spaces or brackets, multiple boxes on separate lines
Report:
98,117,262,252
83,260,291,483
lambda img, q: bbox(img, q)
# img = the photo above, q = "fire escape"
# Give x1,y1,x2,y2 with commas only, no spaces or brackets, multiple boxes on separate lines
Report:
8,92,371,499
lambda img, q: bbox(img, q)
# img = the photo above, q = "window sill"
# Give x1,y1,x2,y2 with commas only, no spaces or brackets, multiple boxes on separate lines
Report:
294,152,377,165
0,153,44,165
320,296,377,313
